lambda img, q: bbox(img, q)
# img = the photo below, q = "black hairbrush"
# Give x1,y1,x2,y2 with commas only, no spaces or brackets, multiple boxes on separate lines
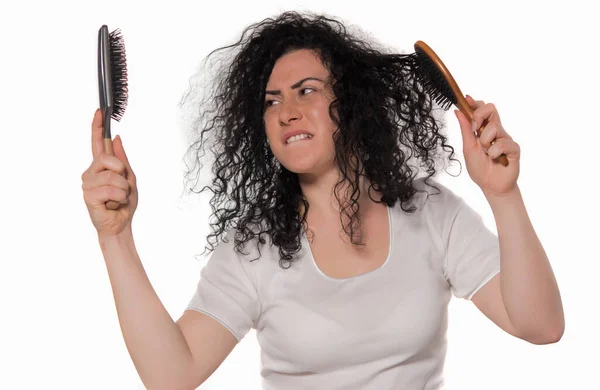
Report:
411,40,509,167
97,25,129,209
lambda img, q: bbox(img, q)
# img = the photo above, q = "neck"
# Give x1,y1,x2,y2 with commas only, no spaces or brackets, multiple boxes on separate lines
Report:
297,166,381,222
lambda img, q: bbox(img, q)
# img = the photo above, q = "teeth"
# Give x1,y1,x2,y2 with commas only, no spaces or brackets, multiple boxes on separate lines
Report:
287,134,312,144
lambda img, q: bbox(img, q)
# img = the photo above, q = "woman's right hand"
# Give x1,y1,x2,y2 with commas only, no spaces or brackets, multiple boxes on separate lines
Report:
81,109,139,236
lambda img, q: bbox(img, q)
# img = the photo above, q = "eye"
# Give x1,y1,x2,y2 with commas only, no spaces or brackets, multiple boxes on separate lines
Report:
264,88,315,110
264,99,279,109
301,87,315,95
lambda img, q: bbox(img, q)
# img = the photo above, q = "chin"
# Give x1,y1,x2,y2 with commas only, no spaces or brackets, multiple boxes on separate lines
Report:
281,159,318,174
281,157,335,178
272,142,335,175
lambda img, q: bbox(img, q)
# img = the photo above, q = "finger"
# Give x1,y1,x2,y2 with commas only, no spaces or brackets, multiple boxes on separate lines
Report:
113,135,136,185
487,138,520,161
471,102,502,136
478,121,505,149
82,169,130,193
455,109,478,151
92,108,104,158
85,185,129,207
465,94,485,110
89,153,127,176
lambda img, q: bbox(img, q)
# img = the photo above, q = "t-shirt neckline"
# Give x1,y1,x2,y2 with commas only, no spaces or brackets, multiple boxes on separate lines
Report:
302,204,394,281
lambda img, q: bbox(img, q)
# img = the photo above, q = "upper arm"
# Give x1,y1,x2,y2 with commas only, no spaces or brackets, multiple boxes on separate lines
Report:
176,309,238,388
177,231,261,388
471,272,522,339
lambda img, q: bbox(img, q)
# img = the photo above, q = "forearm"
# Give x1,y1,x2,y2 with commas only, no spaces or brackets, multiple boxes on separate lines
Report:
484,185,564,343
99,228,194,389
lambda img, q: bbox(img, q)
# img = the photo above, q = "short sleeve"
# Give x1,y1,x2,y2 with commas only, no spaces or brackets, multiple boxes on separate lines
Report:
424,180,501,300
185,230,261,342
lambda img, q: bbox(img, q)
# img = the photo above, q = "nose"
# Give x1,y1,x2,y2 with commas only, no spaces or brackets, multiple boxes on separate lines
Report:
278,99,302,125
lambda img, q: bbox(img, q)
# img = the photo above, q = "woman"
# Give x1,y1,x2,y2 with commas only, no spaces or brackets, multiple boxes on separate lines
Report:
81,11,564,390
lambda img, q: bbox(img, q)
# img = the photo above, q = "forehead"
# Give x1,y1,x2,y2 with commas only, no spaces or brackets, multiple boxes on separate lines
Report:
267,49,329,85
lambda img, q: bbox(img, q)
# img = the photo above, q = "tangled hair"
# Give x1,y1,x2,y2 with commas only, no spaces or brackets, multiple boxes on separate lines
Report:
178,11,461,267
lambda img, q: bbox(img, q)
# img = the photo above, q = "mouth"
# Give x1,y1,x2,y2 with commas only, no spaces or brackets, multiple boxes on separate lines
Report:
284,133,313,145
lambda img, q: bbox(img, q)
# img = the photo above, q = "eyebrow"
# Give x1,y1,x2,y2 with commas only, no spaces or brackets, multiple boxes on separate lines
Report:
265,77,324,96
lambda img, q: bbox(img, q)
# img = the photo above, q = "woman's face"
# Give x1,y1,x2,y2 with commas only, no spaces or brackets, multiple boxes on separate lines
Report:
263,49,337,177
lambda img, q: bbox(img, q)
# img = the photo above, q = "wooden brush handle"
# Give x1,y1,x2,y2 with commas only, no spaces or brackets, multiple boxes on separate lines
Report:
103,138,122,210
456,97,509,167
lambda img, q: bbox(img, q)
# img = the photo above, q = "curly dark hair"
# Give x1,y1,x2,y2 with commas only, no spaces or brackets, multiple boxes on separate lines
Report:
178,10,460,267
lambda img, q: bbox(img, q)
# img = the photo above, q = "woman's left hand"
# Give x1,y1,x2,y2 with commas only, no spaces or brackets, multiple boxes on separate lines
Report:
454,95,520,196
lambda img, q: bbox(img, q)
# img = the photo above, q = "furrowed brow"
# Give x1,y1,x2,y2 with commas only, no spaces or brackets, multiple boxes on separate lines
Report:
265,77,324,95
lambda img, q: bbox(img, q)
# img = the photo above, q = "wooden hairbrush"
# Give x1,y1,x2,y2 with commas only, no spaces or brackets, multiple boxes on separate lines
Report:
411,40,509,167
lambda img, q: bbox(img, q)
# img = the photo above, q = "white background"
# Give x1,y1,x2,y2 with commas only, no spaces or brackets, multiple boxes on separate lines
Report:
0,0,598,389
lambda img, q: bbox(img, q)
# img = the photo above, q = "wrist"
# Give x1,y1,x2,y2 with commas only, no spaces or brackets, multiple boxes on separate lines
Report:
98,226,135,250
483,185,523,212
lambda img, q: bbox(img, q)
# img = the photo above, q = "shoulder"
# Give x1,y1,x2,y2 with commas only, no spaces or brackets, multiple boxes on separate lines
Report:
209,227,284,276
203,228,271,273
410,176,464,213
406,177,469,245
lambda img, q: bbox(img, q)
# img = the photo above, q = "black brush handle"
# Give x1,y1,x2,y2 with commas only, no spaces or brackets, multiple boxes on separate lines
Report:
98,26,113,119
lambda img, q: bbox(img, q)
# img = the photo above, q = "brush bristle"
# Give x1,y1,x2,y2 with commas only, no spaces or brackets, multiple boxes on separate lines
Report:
109,28,128,121
412,47,456,111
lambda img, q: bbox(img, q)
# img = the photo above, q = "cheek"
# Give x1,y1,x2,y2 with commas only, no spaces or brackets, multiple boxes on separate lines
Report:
263,115,278,138
309,103,336,133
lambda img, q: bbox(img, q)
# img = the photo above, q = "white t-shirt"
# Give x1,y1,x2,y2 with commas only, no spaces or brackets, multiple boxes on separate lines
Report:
186,178,501,389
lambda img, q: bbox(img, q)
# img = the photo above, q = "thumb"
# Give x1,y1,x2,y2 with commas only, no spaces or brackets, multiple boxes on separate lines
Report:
454,109,478,151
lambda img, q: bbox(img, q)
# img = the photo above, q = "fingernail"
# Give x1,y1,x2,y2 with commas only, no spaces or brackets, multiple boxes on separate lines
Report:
472,121,477,133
